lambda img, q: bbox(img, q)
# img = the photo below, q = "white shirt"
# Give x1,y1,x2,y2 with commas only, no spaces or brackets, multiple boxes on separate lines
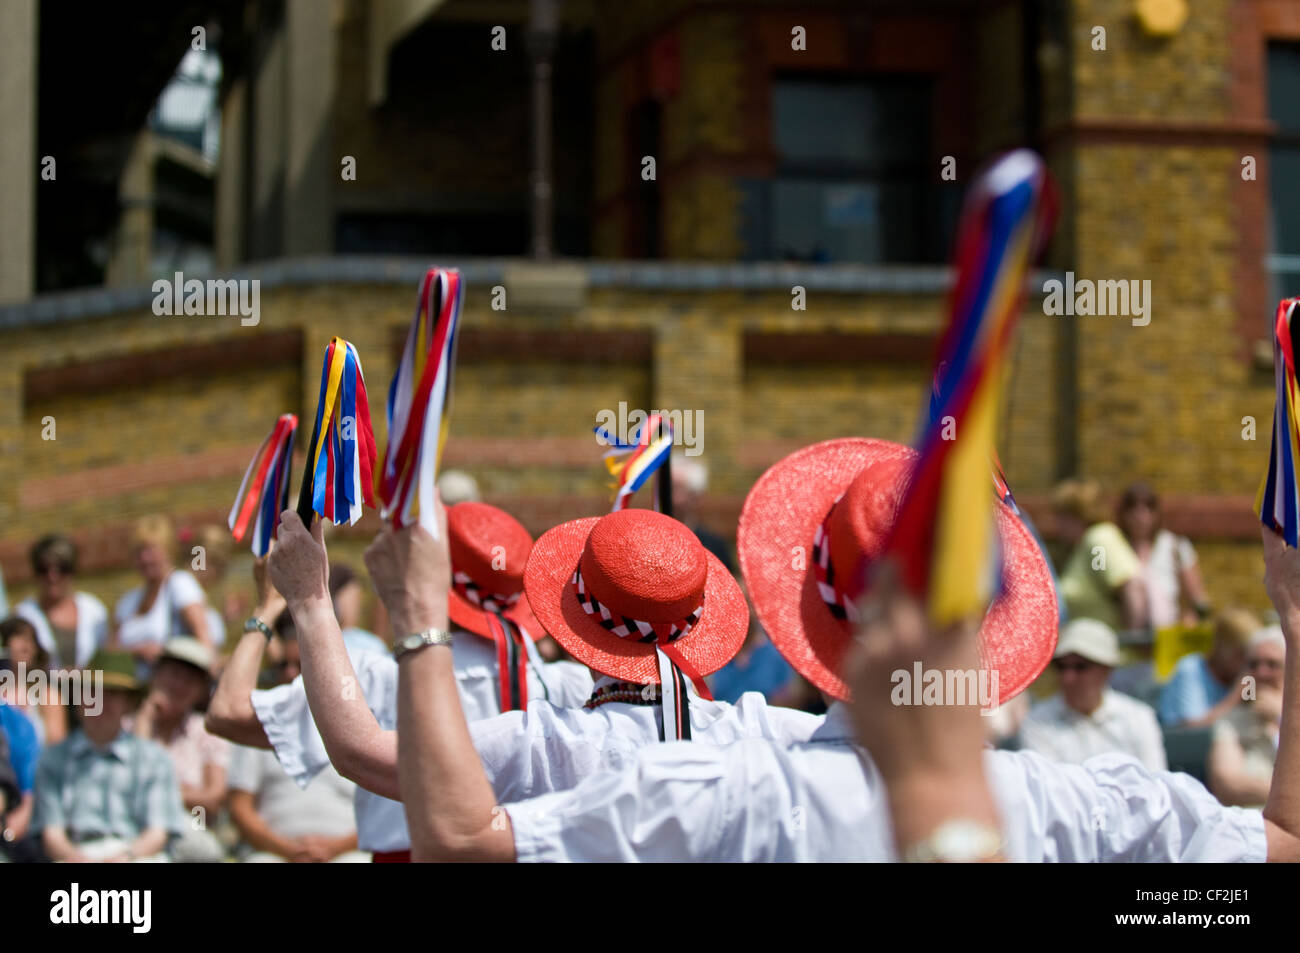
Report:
114,570,206,648
250,634,593,853
228,744,357,841
1021,690,1168,772
506,704,1266,862
16,592,109,670
472,682,823,803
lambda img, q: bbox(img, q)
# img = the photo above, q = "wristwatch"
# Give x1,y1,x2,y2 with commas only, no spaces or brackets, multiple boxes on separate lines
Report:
902,820,1004,863
393,627,454,661
244,617,274,640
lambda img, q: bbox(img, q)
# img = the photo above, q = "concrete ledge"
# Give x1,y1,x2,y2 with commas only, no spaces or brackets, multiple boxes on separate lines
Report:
0,257,1067,330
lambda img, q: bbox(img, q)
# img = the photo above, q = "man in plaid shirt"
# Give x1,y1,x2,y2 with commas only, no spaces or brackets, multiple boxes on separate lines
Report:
32,649,185,862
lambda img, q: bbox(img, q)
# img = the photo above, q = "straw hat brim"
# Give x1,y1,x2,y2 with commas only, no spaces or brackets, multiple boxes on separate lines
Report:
448,585,544,641
524,517,748,684
738,438,1059,705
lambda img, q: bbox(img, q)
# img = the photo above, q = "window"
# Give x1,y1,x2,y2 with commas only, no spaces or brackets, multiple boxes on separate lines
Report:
742,76,952,264
1267,44,1300,308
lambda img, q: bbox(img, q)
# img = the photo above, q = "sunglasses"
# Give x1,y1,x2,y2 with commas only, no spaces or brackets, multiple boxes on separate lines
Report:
37,563,71,577
1053,659,1098,674
1247,658,1284,671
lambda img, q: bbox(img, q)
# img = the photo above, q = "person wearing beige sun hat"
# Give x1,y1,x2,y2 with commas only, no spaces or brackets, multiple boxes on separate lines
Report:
363,501,822,858
207,500,593,863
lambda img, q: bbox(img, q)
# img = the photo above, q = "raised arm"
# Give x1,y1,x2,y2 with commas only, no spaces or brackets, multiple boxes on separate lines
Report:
206,556,283,748
373,502,514,862
846,563,1003,861
1259,527,1300,862
269,512,399,800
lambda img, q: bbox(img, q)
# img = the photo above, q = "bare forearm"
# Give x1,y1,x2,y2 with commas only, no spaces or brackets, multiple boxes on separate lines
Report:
229,795,298,858
398,645,510,861
293,597,398,797
1264,624,1300,852
43,826,80,862
130,827,168,860
206,630,273,748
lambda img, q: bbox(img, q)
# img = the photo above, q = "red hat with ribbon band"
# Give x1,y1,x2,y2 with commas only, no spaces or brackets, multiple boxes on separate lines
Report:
524,509,748,738
737,438,1058,706
446,502,541,640
446,502,545,713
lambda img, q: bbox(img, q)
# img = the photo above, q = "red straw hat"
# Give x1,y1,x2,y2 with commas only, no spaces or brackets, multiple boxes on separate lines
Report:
738,438,1058,705
446,502,543,641
524,509,748,684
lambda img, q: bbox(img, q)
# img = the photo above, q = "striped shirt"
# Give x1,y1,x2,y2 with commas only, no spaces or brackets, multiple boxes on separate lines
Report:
32,729,186,842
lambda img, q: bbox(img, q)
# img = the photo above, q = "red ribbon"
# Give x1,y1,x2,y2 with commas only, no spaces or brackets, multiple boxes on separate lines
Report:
486,612,529,712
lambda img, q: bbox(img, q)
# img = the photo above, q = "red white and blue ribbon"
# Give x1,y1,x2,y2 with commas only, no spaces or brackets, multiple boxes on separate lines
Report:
1257,298,1300,544
229,414,298,556
596,413,674,511
378,268,463,536
297,337,377,526
929,365,1019,515
870,150,1054,624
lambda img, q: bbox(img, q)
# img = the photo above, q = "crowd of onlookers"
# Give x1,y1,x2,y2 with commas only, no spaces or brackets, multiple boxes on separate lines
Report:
0,515,368,863
0,467,1287,861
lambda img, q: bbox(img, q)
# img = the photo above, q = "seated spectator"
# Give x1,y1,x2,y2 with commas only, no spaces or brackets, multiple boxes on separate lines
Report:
15,534,109,672
1020,618,1167,771
32,649,185,861
0,650,41,861
227,619,365,862
0,616,67,746
187,524,233,651
113,515,214,677
130,637,229,862
1052,478,1146,631
1117,482,1210,628
1158,607,1258,728
329,565,388,658
1208,626,1286,808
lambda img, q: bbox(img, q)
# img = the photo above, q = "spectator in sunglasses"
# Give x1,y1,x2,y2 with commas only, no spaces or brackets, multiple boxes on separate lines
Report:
14,535,109,672
1020,618,1167,771
1208,626,1286,808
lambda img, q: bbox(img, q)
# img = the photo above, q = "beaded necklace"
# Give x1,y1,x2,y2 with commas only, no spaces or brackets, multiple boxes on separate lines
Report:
583,680,658,710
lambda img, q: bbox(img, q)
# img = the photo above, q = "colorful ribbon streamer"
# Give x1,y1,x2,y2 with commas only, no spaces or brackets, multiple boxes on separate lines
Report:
297,337,377,526
228,414,298,556
378,268,463,536
1257,298,1300,545
596,414,674,512
874,149,1053,624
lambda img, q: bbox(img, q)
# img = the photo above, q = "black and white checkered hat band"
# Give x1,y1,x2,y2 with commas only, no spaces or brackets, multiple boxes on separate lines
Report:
572,566,703,644
452,570,521,614
811,496,860,624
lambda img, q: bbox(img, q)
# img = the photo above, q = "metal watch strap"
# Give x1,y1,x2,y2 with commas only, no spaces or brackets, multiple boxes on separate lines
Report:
393,627,454,661
902,819,1004,863
244,617,274,641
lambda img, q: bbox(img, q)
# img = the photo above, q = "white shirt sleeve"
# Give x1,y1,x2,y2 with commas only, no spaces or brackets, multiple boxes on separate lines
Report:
167,570,206,610
990,749,1266,862
250,676,330,788
250,650,394,787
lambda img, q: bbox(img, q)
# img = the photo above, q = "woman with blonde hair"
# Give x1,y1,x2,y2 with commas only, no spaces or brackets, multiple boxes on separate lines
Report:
14,533,108,672
1052,478,1147,632
112,515,213,675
